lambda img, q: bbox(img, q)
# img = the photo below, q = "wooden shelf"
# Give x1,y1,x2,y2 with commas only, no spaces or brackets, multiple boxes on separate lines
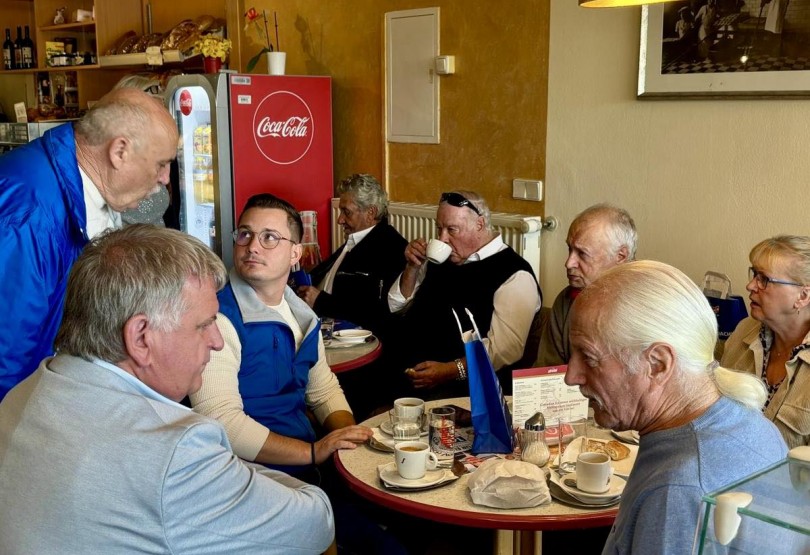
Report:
98,49,188,68
39,21,96,32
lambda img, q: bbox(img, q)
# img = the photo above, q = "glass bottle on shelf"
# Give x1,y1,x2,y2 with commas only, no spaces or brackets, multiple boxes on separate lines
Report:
299,210,322,271
3,29,13,70
54,85,64,107
13,27,22,69
22,26,34,69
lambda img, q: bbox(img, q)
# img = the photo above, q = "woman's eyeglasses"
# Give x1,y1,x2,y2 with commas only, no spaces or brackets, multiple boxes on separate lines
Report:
232,228,295,250
748,267,804,289
440,192,481,216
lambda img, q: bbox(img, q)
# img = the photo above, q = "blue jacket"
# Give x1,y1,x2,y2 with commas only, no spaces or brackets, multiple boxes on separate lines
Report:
0,123,87,400
217,272,321,472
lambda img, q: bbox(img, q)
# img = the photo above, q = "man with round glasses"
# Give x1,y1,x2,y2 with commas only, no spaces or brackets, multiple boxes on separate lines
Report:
190,194,405,554
387,190,541,399
191,193,370,472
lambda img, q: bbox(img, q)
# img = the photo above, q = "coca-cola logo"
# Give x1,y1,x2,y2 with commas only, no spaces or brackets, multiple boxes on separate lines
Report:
252,91,314,165
179,90,192,116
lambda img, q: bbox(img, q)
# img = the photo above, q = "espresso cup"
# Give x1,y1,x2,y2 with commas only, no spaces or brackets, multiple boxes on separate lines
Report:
395,441,439,480
426,239,452,264
576,452,613,494
394,397,425,420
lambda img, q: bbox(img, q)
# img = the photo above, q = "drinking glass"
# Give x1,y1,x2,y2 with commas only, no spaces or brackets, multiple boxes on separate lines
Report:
389,410,421,441
557,416,588,474
428,406,455,467
320,318,334,346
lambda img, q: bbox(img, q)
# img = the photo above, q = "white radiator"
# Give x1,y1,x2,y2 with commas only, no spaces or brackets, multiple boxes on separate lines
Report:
330,198,544,278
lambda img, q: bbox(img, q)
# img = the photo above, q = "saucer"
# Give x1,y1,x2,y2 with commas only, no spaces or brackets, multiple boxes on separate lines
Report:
548,475,621,509
559,472,626,504
379,420,428,437
333,329,372,344
377,462,457,489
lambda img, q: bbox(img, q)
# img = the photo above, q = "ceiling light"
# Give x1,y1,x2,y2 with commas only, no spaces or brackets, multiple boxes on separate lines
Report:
579,0,676,7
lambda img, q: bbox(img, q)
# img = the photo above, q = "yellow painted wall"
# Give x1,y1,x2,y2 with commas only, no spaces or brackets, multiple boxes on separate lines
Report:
235,0,548,216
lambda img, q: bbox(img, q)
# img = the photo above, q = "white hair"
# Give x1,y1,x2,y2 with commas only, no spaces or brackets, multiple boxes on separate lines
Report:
572,204,638,260
578,260,766,410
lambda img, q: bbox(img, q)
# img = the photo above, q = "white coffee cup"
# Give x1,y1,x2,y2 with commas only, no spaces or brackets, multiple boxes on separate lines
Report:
395,441,439,479
576,452,613,494
394,397,425,420
426,239,452,264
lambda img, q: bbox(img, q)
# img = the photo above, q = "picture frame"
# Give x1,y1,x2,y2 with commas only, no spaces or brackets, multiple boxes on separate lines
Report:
638,1,810,99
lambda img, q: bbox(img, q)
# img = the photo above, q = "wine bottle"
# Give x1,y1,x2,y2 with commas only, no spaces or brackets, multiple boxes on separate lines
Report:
22,26,34,69
2,29,12,70
13,27,22,69
55,85,64,107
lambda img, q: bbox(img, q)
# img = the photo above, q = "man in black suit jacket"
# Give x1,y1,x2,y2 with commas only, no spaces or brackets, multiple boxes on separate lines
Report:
297,174,407,340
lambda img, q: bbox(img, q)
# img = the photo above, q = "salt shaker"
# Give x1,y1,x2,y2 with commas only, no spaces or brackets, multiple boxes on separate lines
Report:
520,412,550,467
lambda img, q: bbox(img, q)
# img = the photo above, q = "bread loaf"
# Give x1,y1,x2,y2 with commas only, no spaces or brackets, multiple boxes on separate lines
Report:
605,440,630,461
106,31,137,55
585,439,630,461
193,15,215,32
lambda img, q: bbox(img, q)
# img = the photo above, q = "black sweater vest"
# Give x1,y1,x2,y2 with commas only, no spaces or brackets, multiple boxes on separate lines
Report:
392,248,535,370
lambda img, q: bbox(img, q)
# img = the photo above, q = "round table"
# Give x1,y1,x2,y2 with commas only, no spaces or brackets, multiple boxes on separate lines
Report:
325,337,382,373
335,397,619,554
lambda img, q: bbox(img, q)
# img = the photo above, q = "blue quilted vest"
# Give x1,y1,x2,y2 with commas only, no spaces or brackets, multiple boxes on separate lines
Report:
217,276,320,455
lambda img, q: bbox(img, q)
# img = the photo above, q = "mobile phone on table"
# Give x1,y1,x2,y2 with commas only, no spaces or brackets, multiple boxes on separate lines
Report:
442,404,472,427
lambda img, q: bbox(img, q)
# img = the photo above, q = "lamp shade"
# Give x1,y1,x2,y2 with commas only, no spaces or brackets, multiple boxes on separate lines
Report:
579,0,676,6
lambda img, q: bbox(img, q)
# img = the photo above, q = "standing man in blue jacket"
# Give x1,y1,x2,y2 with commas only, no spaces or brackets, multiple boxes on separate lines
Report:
0,87,178,400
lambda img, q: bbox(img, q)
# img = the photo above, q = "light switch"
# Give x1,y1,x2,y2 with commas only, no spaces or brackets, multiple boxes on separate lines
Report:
512,178,543,202
435,55,455,75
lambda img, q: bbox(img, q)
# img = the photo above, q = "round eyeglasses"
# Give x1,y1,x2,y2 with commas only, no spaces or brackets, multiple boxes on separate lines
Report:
748,267,804,290
232,228,296,250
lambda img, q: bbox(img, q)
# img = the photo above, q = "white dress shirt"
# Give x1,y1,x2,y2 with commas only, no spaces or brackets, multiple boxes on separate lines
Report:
319,224,375,293
388,235,541,370
80,167,121,239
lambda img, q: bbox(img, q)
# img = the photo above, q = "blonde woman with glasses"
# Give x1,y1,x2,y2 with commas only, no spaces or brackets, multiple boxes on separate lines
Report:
722,235,810,448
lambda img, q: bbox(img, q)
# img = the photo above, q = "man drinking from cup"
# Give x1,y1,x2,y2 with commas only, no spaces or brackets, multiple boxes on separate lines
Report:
565,260,786,554
387,190,541,400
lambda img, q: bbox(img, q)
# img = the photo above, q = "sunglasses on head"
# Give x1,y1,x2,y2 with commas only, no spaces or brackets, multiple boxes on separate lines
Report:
440,192,481,216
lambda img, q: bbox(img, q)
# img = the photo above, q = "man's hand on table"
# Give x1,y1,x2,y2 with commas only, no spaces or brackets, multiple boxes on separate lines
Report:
314,425,373,464
296,285,321,308
405,360,457,389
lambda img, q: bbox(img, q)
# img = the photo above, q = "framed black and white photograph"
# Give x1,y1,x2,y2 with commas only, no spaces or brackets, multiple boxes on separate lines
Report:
639,0,810,98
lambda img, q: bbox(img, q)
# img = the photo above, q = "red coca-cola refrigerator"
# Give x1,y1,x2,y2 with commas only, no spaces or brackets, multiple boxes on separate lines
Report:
164,72,333,266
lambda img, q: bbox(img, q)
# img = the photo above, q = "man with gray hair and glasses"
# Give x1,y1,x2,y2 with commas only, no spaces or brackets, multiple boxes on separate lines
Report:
297,173,407,337
565,260,786,554
388,190,541,400
0,225,334,554
538,203,637,366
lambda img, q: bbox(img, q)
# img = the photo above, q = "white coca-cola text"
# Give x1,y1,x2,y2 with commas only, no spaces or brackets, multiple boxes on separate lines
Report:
256,116,310,138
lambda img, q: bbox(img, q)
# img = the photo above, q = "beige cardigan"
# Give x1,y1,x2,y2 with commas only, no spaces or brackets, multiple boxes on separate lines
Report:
721,317,810,449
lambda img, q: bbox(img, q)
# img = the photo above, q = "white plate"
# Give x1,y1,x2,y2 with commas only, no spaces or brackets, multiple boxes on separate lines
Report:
558,472,626,504
379,420,428,437
611,430,640,445
548,473,621,509
333,329,372,343
377,462,455,489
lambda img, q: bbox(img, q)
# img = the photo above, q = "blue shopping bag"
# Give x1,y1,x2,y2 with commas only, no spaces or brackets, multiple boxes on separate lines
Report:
455,309,514,454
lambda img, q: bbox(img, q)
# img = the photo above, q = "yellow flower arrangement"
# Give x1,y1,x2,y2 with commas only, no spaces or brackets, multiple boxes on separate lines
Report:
195,36,232,62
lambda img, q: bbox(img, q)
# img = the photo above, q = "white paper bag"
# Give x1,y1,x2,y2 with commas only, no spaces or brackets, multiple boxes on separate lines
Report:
467,459,551,508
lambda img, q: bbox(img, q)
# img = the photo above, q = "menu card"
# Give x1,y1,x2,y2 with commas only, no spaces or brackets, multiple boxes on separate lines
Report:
511,365,589,429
